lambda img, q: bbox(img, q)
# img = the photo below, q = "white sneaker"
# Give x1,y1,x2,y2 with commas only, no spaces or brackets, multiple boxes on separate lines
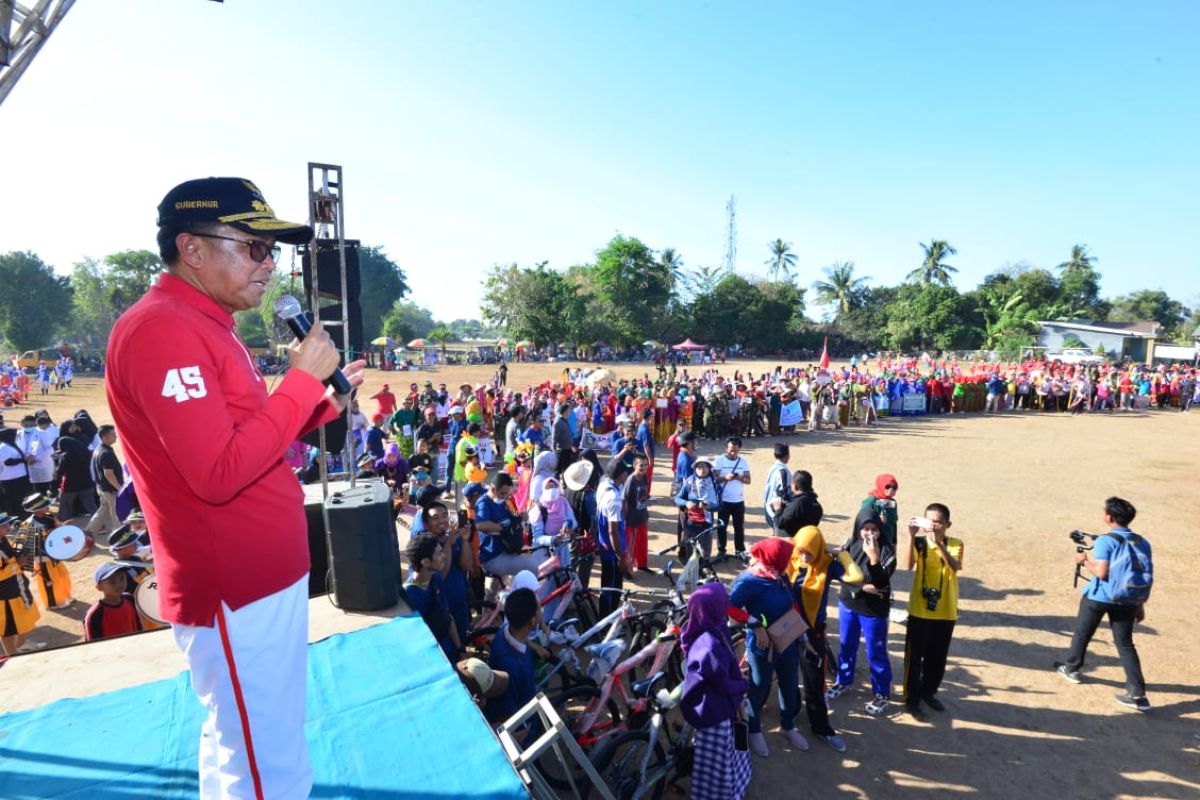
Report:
749,732,770,758
889,607,908,624
784,729,809,751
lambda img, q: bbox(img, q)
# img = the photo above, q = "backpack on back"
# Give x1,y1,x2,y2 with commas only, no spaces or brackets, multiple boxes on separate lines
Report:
1104,532,1153,605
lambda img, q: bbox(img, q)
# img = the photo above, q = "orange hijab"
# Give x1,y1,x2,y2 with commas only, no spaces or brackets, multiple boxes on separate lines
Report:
787,525,832,625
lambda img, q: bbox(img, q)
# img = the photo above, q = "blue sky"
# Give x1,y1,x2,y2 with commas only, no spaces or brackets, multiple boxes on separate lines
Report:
3,1,1197,324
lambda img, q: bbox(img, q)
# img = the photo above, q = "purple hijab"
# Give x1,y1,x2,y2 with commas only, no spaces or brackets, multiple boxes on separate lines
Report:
680,582,733,655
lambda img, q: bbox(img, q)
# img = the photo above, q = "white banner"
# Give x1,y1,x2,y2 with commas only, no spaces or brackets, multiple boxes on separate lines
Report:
580,429,612,451
779,399,803,427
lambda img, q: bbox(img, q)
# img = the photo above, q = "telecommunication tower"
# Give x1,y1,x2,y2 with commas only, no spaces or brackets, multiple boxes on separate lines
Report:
0,0,76,107
723,194,737,274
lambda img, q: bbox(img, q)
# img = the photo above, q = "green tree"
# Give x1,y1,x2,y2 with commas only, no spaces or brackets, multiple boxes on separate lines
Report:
426,325,457,360
973,288,1038,351
885,282,973,352
66,258,120,348
658,248,685,293
357,246,410,348
683,264,729,298
1107,289,1188,335
481,261,575,347
1055,244,1108,318
908,240,959,285
590,236,671,346
104,250,164,313
765,239,798,282
690,275,803,351
812,261,869,318
381,300,435,343
0,251,73,351
839,286,898,350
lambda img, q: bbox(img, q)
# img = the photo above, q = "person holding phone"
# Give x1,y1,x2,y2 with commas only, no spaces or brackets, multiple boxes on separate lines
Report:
829,509,897,717
899,502,963,720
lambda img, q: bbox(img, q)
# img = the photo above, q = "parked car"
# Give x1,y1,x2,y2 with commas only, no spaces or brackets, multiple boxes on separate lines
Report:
1051,348,1104,365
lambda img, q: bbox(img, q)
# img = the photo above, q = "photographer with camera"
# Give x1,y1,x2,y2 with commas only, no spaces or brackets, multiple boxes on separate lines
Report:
1053,496,1152,712
899,502,963,720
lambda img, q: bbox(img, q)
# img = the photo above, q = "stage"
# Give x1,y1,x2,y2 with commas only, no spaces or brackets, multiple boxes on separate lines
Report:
0,598,528,799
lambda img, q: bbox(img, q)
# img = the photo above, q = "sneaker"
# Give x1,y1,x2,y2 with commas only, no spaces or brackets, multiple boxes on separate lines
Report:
749,731,770,758
924,695,946,712
1054,662,1082,684
905,701,927,720
1114,694,1151,712
865,694,890,716
16,641,47,653
826,683,849,701
817,733,847,753
783,729,809,751
888,608,908,624
736,551,750,565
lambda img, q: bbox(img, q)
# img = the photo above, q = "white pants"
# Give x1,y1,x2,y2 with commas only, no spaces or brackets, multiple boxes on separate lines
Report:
173,575,312,800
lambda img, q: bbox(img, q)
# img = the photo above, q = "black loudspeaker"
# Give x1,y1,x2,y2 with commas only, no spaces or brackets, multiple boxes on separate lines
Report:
303,481,343,596
323,480,399,611
302,239,361,300
318,301,364,360
299,413,350,453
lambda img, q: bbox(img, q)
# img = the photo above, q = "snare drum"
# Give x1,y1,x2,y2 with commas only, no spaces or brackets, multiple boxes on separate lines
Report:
43,525,94,562
134,574,168,626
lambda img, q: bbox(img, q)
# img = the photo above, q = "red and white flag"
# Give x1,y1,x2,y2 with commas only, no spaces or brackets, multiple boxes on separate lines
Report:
819,336,830,369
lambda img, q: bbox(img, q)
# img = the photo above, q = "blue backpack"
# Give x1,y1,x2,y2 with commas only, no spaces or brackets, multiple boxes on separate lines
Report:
1104,532,1153,605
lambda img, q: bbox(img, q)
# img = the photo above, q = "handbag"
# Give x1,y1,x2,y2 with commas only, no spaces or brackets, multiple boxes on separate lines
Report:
766,605,808,653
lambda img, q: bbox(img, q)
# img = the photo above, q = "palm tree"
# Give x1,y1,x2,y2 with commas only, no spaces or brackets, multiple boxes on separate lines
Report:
684,264,729,297
1057,243,1096,273
659,247,685,290
426,325,457,360
907,239,959,285
812,261,869,318
765,239,798,282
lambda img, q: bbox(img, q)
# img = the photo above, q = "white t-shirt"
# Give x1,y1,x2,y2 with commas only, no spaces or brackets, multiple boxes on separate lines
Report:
713,454,748,503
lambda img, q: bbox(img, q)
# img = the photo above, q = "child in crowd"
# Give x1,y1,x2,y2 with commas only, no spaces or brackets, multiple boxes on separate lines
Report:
83,562,142,642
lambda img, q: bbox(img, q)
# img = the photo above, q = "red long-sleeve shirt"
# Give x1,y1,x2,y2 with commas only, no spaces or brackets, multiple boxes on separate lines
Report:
106,273,337,627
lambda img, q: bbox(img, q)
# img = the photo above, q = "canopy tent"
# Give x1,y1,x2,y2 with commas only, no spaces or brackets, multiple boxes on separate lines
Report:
407,338,428,348
671,338,706,351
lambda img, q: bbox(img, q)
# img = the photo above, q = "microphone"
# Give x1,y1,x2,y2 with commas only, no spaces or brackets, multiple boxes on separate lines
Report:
274,295,353,395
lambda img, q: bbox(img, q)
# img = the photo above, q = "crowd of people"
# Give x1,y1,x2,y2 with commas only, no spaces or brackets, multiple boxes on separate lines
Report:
0,403,160,655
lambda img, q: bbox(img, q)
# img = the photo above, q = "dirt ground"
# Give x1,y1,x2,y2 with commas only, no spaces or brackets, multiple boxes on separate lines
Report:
12,360,1200,799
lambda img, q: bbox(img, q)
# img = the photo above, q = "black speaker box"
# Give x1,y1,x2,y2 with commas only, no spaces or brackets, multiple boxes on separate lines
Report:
323,480,399,611
301,239,361,300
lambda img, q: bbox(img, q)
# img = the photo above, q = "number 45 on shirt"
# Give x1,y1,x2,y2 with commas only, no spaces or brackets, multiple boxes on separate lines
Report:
161,367,208,403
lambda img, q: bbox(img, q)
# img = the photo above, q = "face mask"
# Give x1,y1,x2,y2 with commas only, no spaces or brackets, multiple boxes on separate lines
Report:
414,470,428,481
542,487,561,504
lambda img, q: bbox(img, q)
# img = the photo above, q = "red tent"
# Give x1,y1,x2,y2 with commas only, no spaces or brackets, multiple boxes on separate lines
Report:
671,338,707,351
819,336,830,369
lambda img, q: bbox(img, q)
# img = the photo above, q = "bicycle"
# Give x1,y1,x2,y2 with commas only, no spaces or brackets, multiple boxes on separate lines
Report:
587,673,694,800
654,525,722,594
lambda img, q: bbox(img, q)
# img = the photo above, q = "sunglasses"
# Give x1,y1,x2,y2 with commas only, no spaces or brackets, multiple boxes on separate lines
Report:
192,232,281,264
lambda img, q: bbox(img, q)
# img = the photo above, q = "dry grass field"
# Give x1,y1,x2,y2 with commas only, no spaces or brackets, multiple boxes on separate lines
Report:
10,359,1200,799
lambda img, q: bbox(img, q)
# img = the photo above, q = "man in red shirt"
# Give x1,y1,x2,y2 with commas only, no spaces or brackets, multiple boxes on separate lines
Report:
370,383,397,417
106,177,366,800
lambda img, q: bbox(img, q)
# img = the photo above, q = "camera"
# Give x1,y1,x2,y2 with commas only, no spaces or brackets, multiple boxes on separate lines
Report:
922,587,941,611
1069,530,1100,588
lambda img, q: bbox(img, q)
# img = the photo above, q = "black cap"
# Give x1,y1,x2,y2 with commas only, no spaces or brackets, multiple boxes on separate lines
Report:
157,178,312,244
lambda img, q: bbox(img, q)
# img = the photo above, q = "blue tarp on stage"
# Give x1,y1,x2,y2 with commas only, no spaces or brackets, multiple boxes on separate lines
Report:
0,615,527,799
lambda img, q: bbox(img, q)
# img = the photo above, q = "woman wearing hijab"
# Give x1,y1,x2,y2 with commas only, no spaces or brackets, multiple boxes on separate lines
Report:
529,476,576,567
525,451,558,514
828,509,897,717
860,473,899,548
681,582,751,799
729,537,806,757
785,526,856,753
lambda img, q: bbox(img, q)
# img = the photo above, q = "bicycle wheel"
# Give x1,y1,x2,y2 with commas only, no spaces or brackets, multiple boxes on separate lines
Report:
536,686,622,790
626,607,683,686
588,729,668,800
